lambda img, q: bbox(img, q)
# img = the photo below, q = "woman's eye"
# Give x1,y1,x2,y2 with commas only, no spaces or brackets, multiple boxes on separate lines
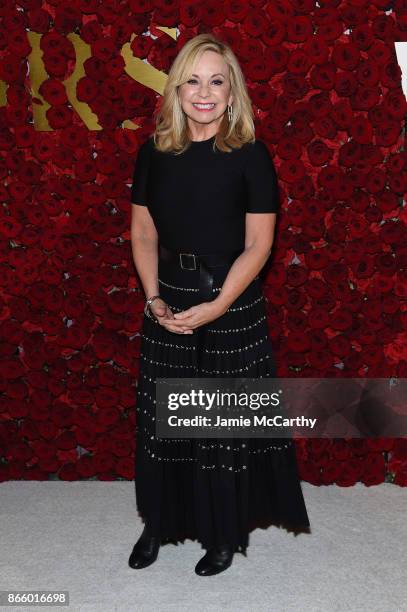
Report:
187,79,224,85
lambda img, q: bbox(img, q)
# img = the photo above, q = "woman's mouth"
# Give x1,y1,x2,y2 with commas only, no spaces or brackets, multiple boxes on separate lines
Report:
192,103,216,112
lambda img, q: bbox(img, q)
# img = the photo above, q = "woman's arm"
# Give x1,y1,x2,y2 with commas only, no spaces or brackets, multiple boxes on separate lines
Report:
131,204,194,333
170,212,277,331
212,212,277,315
130,204,160,299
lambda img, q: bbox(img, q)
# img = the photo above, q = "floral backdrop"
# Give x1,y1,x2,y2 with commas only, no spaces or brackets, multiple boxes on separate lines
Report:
0,1,406,486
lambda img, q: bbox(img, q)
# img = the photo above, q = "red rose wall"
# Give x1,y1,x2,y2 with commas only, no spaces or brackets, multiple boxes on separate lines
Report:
0,2,406,486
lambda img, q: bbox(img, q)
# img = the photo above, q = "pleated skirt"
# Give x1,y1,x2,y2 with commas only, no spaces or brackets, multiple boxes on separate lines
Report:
134,256,310,554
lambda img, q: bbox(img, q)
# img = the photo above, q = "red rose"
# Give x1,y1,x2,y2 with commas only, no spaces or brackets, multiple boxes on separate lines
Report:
99,77,121,101
310,62,336,90
37,420,59,440
95,387,120,410
334,70,358,97
303,34,329,65
350,24,374,51
307,140,333,166
395,272,407,299
53,146,75,168
284,289,306,311
6,83,31,108
76,455,97,478
286,331,310,353
81,20,103,45
7,104,28,126
375,119,401,146
7,29,32,57
0,53,25,83
32,131,54,162
82,56,107,81
60,325,92,352
329,334,352,358
394,466,407,486
31,439,57,462
279,158,306,183
384,333,407,364
92,452,115,473
320,462,342,484
106,289,132,314
304,278,327,300
39,78,68,105
335,458,362,486
115,457,134,479
383,89,407,121
46,104,74,129
366,438,394,452
28,8,52,34
376,252,398,276
324,262,349,285
369,274,393,295
74,153,99,183
308,349,334,370
91,36,116,62
286,264,307,287
17,160,43,189
75,76,98,104
380,220,404,246
387,172,406,197
106,55,125,79
332,41,360,70
1,8,27,32
60,125,89,150
43,51,68,78
360,453,385,486
13,125,35,148
91,329,118,360
304,249,329,271
53,6,82,35
40,31,65,55
298,460,322,485
58,464,80,481
261,19,286,48
130,33,154,59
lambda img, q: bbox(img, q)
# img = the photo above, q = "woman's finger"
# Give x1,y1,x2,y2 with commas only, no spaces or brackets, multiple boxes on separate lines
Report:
161,316,196,328
164,325,192,334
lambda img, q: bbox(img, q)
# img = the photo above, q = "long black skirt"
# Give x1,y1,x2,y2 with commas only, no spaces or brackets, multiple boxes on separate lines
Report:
134,256,310,555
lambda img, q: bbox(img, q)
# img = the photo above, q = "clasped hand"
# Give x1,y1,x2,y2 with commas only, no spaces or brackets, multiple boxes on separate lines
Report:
150,298,227,334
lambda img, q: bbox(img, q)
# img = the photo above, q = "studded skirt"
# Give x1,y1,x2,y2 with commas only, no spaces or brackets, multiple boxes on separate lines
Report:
134,255,310,554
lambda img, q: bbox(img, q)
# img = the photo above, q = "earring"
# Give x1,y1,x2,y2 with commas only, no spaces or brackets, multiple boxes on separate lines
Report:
227,104,233,121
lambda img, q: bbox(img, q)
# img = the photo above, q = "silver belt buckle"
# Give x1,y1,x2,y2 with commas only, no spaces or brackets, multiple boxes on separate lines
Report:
179,252,197,270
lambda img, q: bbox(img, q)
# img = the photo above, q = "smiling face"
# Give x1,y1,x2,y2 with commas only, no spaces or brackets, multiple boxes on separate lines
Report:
178,49,234,139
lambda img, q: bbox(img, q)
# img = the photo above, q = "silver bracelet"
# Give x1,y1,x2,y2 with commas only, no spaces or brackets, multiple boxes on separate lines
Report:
144,294,161,320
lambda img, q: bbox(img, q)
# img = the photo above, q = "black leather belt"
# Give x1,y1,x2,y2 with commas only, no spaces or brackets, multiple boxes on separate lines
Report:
159,244,244,302
158,244,244,373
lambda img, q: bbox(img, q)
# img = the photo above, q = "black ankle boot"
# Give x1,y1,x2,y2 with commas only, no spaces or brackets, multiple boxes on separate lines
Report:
128,525,160,569
195,544,234,576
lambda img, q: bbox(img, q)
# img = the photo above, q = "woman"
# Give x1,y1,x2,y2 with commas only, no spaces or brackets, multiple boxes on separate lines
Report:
128,32,310,577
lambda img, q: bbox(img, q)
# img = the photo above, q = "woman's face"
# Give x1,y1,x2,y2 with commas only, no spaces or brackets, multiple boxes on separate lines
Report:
178,50,233,135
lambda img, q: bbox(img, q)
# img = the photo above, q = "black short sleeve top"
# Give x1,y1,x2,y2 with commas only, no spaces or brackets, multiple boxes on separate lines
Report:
130,134,279,255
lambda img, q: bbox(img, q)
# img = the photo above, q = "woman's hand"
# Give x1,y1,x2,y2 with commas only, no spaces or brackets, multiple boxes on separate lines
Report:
162,300,228,334
149,298,193,334
149,297,171,320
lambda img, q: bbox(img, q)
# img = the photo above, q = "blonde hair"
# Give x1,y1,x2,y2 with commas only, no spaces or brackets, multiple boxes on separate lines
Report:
152,33,256,154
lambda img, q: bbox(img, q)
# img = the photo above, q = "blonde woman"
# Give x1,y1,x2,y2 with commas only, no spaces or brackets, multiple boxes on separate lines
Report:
129,32,310,576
